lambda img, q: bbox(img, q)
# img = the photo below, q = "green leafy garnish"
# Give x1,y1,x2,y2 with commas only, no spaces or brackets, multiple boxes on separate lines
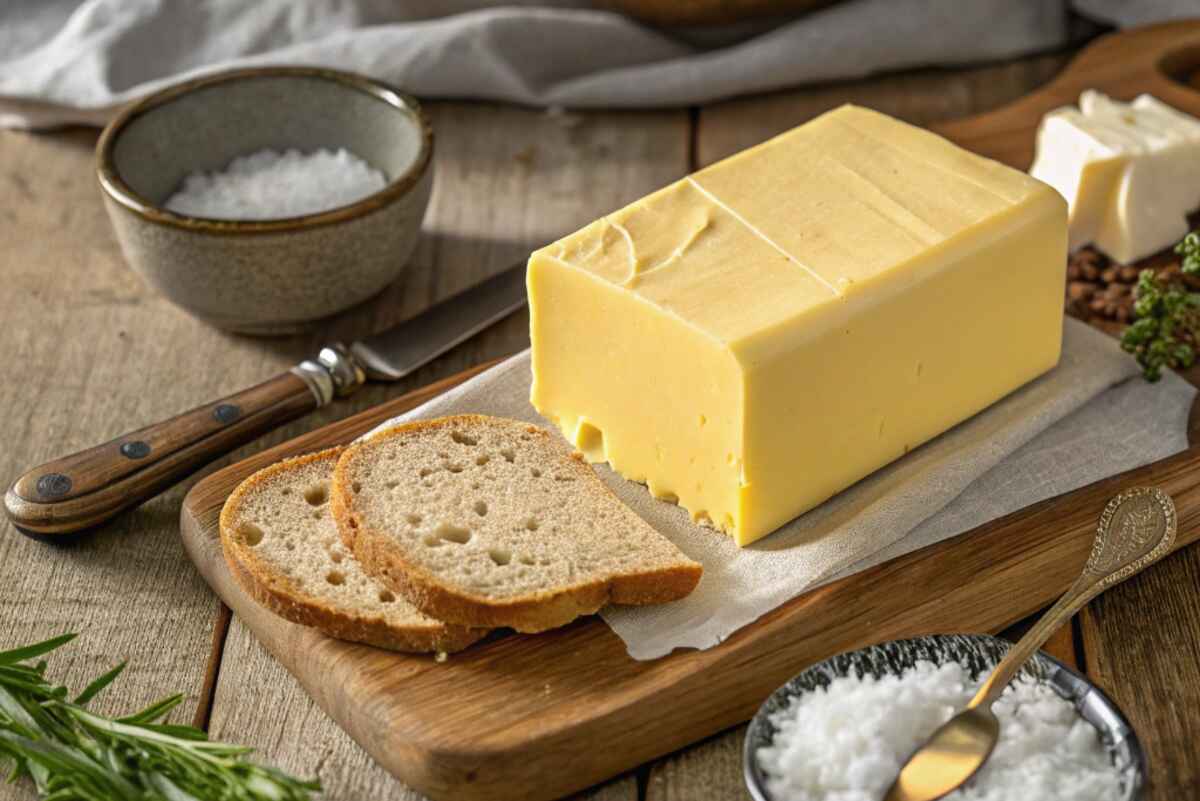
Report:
0,633,319,801
1119,232,1200,381
1177,229,1200,276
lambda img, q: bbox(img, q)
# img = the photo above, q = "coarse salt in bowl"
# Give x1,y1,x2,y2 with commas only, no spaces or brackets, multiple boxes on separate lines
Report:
96,66,433,335
744,634,1145,801
162,147,390,221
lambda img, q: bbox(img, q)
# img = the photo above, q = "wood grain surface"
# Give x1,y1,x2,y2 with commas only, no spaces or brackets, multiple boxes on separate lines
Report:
7,21,1200,801
0,128,227,796
213,617,642,801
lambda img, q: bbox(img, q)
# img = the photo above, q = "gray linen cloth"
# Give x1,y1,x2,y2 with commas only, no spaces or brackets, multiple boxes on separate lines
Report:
361,319,1196,660
2,0,1196,129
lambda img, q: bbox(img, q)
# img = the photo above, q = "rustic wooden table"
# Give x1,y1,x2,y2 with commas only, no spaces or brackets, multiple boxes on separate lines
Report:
3,46,1199,801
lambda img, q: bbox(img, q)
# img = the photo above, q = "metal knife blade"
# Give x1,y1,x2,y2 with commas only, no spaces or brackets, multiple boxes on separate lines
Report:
350,262,527,381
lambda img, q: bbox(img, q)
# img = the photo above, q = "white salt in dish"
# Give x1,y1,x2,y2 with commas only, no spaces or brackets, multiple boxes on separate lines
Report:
744,634,1144,801
164,147,389,220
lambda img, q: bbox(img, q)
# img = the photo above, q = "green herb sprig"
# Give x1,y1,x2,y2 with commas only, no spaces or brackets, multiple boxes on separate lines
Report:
1120,231,1200,381
0,633,319,801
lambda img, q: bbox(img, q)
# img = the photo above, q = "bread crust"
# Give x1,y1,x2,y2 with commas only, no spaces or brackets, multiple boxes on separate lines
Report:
332,415,703,633
220,447,487,654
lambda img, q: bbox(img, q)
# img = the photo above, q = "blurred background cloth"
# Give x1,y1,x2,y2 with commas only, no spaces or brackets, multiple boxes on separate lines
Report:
0,0,1196,129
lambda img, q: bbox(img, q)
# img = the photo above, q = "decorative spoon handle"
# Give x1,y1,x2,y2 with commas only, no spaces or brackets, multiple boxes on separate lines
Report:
970,486,1177,709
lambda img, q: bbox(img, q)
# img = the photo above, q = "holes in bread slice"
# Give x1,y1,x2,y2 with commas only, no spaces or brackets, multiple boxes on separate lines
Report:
304,483,329,506
475,454,490,466
524,517,539,532
239,523,264,546
325,570,345,586
433,523,471,545
379,590,395,603
500,448,515,463
450,431,478,446
473,500,488,517
488,548,512,566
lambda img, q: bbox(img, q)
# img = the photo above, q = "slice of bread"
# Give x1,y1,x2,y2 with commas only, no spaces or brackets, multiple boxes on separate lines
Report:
331,415,703,633
219,447,486,653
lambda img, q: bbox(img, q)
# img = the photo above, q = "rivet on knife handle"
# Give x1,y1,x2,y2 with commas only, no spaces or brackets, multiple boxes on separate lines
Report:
2,352,356,539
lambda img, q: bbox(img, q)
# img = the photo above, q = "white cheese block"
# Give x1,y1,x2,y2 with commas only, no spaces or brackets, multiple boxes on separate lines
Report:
1130,93,1200,211
1028,107,1138,252
1029,91,1200,263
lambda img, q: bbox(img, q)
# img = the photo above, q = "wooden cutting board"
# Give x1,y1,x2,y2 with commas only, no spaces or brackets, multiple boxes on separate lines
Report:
181,22,1200,801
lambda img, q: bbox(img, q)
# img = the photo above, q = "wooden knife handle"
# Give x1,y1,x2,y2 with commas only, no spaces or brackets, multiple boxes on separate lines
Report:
4,372,320,538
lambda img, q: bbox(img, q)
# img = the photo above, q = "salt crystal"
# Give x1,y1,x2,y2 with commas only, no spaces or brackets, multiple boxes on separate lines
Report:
164,147,389,220
756,660,1123,801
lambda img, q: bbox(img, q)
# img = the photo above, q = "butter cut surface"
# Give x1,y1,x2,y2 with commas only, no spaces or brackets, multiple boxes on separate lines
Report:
529,104,1067,546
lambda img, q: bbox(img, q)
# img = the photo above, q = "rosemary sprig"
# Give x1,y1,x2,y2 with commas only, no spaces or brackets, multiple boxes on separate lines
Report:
0,633,319,801
1120,231,1200,381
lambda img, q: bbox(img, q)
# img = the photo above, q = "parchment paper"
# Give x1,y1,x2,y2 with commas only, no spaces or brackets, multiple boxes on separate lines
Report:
365,319,1195,660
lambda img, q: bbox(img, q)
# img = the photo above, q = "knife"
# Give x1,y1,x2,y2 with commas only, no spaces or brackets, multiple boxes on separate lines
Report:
4,264,527,539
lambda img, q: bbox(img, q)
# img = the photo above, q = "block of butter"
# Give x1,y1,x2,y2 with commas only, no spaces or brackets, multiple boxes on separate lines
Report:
529,105,1067,546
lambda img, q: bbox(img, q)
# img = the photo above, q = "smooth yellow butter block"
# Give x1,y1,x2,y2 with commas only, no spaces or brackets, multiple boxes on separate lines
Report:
529,105,1067,546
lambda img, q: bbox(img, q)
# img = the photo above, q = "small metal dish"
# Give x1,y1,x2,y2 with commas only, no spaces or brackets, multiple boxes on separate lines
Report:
744,633,1145,801
96,66,433,335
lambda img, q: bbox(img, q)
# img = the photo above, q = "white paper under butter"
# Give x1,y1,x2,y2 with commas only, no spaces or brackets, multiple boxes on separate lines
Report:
365,320,1193,660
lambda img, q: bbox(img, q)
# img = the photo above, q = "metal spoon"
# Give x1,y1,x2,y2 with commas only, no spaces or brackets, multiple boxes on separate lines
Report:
884,486,1177,801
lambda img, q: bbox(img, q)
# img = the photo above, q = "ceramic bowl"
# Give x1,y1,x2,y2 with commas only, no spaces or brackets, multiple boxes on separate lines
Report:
744,633,1146,801
96,66,433,334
